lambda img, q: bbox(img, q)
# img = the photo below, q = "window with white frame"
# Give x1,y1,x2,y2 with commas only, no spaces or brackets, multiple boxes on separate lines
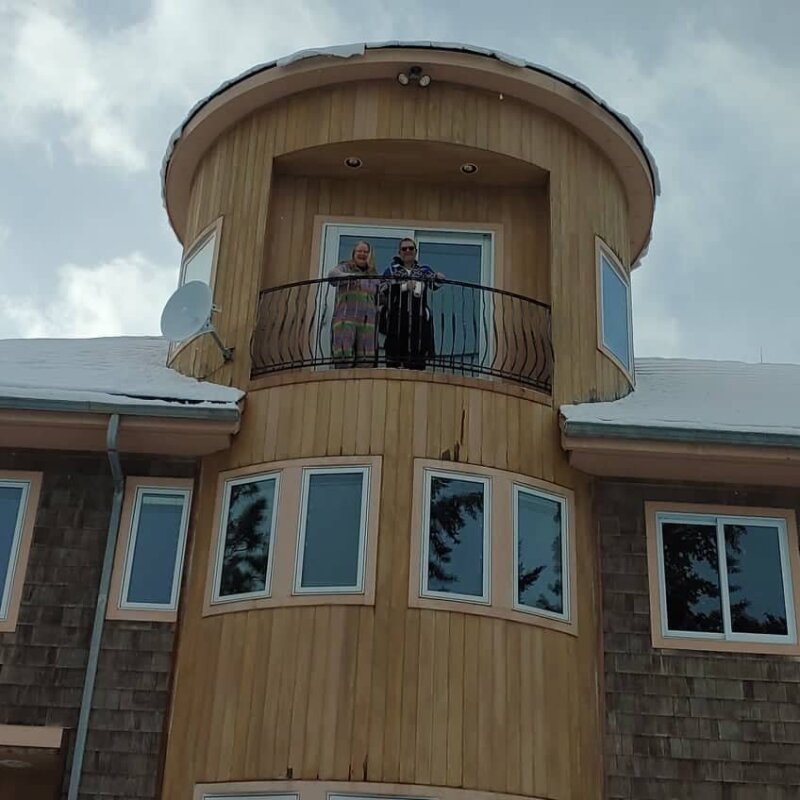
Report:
0,480,32,622
120,487,191,610
320,222,494,365
179,224,219,288
513,484,569,621
597,241,633,374
422,469,490,603
655,511,796,644
202,794,297,800
213,473,280,602
294,466,370,593
330,796,417,800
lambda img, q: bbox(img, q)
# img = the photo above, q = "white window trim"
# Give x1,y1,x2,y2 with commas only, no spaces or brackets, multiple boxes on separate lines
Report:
0,480,31,620
319,221,494,285
293,465,371,595
211,472,281,604
168,217,223,363
179,220,221,289
119,486,192,611
202,794,298,800
511,483,570,623
318,222,496,368
420,468,491,605
596,239,634,378
655,511,797,645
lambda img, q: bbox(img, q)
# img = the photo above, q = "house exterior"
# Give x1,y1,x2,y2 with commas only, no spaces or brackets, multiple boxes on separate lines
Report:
1,42,798,800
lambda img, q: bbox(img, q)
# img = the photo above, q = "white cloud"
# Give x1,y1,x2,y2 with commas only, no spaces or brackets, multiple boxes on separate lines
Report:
548,27,800,361
0,253,176,338
0,0,349,171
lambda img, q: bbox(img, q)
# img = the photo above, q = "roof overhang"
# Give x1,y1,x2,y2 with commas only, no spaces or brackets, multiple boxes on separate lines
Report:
162,42,657,263
562,425,800,487
0,407,241,456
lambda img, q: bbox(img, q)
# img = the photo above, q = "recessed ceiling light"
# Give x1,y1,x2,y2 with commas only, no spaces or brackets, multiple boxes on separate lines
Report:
460,162,479,175
344,157,363,169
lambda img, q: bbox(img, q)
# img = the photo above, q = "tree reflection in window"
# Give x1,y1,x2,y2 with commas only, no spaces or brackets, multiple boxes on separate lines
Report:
662,522,723,633
661,518,790,638
218,476,277,597
427,475,486,598
516,489,564,615
724,523,788,636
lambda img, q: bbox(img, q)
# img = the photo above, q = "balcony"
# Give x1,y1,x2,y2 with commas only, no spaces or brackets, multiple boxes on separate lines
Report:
250,276,552,393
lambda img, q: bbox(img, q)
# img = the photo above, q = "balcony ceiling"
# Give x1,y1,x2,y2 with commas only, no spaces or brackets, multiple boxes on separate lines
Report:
275,140,548,187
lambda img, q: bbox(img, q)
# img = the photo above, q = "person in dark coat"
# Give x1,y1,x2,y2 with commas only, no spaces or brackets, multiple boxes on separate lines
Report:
380,238,445,370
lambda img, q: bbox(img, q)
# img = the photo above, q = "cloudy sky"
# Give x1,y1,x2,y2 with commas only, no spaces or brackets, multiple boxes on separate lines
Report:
1,0,798,363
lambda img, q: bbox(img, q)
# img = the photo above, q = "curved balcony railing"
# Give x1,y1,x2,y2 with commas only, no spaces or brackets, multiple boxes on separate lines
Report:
250,275,553,392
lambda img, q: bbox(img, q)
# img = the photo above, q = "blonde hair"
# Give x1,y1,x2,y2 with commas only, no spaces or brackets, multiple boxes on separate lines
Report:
350,240,376,274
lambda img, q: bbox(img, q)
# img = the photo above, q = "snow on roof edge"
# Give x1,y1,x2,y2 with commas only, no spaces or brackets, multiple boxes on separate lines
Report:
160,40,660,219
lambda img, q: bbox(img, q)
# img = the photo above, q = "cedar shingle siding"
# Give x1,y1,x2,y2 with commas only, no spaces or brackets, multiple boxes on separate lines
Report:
598,479,800,799
0,450,193,799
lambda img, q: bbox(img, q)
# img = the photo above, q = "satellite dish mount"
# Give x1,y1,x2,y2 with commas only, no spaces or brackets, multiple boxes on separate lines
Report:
160,281,234,362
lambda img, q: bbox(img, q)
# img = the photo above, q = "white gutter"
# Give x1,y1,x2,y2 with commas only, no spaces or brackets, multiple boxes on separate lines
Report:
561,419,800,450
0,395,240,422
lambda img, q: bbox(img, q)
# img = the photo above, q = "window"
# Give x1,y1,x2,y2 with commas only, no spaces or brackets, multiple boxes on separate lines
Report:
647,503,800,653
0,474,41,632
318,221,495,367
123,489,190,607
421,469,490,603
168,218,222,361
179,219,222,289
212,473,280,603
596,238,633,376
411,460,576,632
205,457,381,615
108,478,192,622
295,467,370,594
196,782,522,800
513,485,569,621
202,795,296,800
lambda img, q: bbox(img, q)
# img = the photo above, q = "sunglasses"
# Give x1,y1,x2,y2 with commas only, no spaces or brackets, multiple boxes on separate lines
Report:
400,245,416,252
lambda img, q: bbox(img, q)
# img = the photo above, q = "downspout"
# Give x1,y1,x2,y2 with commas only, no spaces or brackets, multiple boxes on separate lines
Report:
67,414,124,800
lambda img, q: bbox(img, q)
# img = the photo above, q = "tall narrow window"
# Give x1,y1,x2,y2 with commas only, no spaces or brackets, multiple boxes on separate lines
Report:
0,481,30,623
179,221,221,289
120,487,191,611
213,473,280,602
514,485,569,621
656,512,795,644
597,240,633,375
295,467,369,593
422,470,490,602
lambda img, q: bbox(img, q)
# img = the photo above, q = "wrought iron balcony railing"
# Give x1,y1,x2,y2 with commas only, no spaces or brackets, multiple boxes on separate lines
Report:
251,275,552,392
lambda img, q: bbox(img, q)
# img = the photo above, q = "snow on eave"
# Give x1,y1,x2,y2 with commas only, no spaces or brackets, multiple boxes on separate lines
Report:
160,40,660,213
0,336,242,421
561,357,800,448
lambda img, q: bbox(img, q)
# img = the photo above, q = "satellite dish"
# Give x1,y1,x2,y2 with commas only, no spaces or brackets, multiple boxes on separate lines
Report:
160,281,233,361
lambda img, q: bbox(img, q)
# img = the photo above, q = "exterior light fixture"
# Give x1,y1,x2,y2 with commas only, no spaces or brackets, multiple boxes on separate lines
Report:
344,157,363,169
397,65,431,87
460,162,479,175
